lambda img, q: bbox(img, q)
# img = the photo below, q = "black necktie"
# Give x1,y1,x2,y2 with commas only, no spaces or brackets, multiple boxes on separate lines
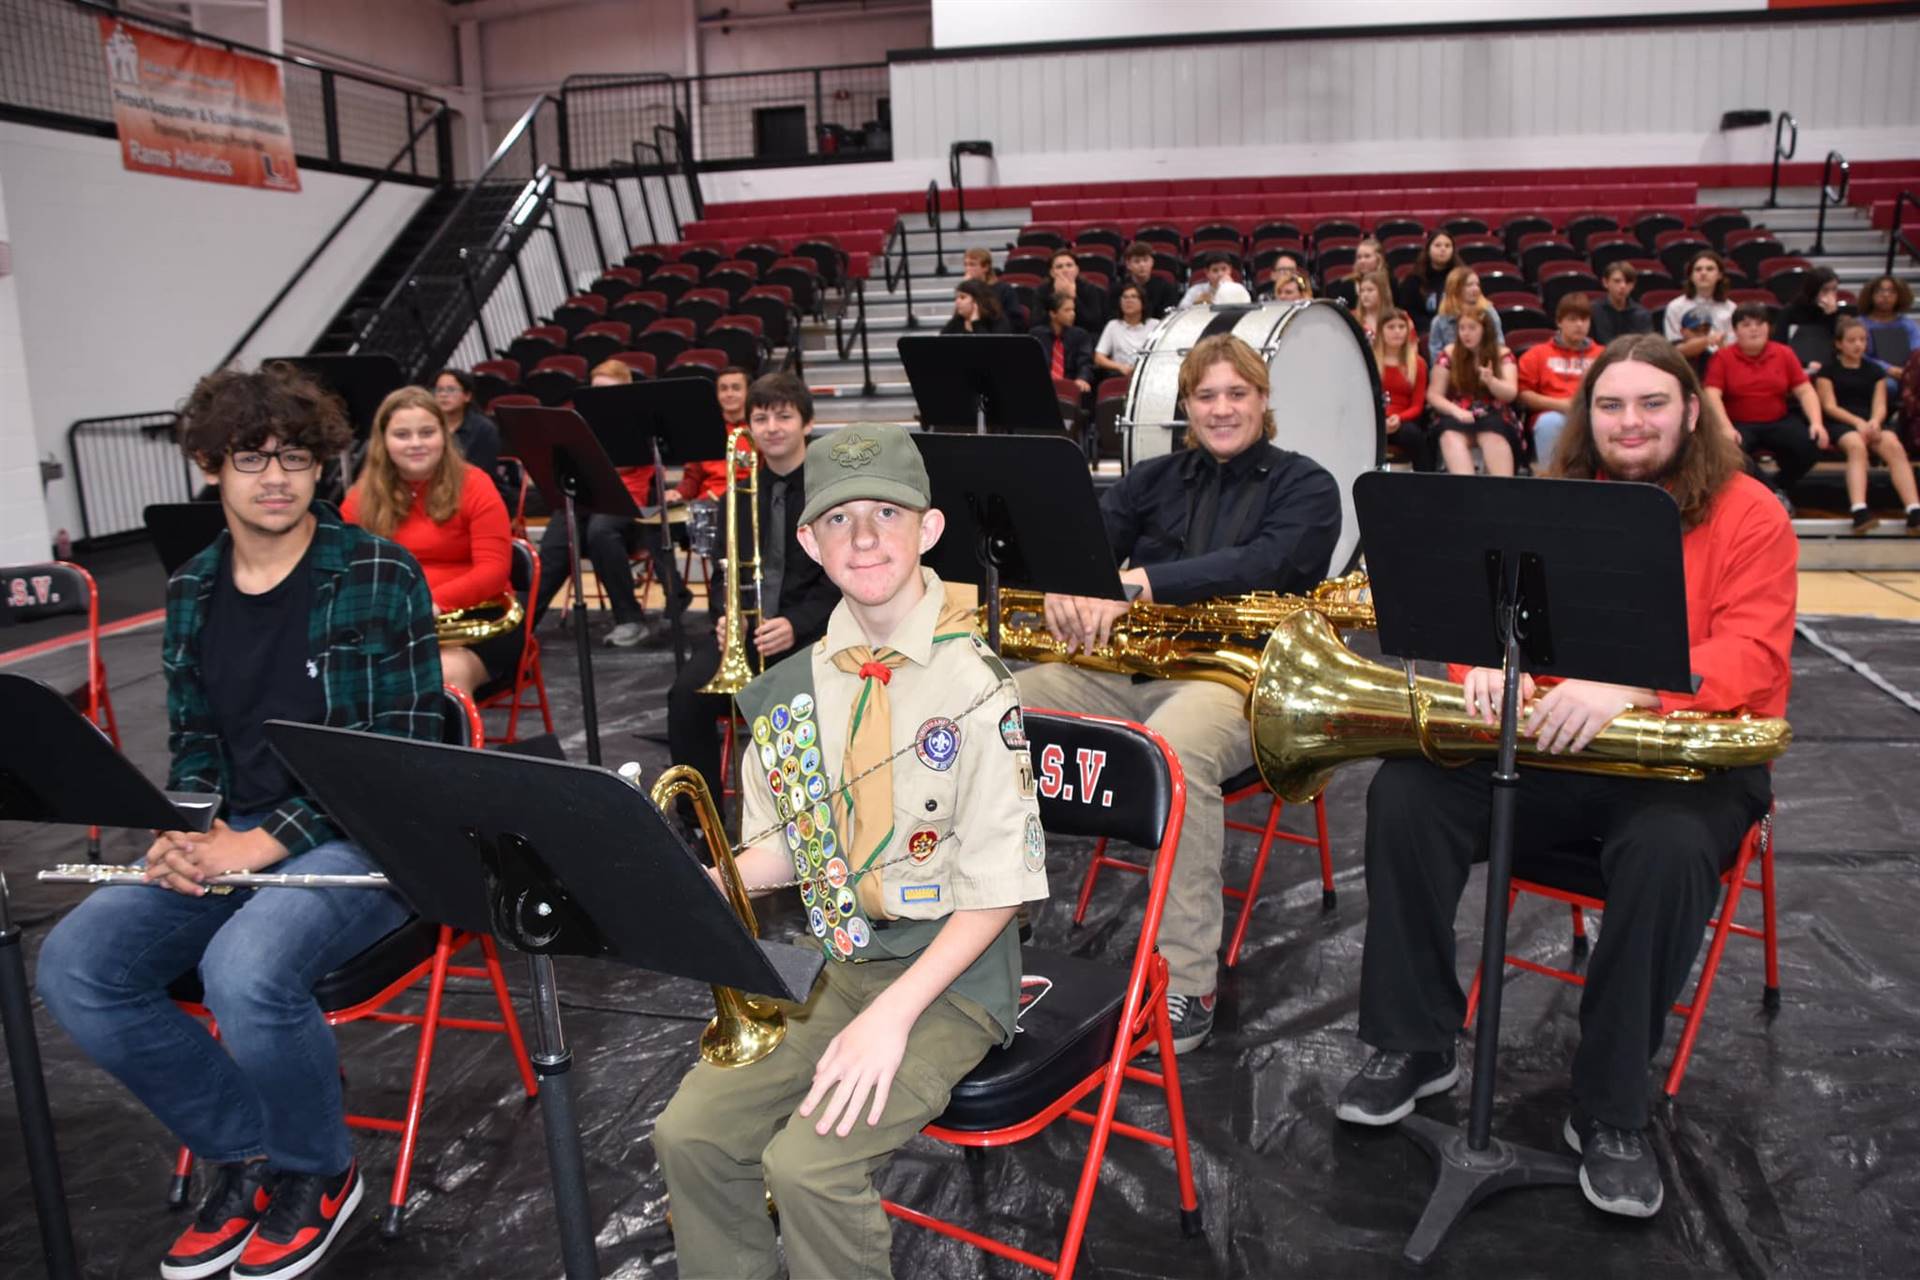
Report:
762,476,787,616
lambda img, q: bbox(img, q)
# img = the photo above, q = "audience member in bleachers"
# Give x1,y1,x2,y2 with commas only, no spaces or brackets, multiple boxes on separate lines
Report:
673,366,750,503
1326,238,1386,308
1049,248,1108,334
1426,267,1506,362
1703,302,1827,511
1274,272,1311,302
1348,270,1392,340
1674,307,1717,379
1784,267,1845,372
1032,289,1095,394
530,358,661,647
964,246,1027,329
1373,307,1434,471
1664,250,1735,357
942,280,1012,334
1517,294,1605,466
1095,282,1159,379
1124,240,1182,319
432,368,501,479
1815,317,1920,532
1271,250,1308,289
341,386,513,698
1428,309,1520,477
1397,231,1458,330
1591,262,1654,345
1180,252,1253,308
1860,275,1920,374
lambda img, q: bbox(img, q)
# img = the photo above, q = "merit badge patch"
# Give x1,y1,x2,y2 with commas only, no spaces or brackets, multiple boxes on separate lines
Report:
782,756,802,785
915,717,961,771
767,769,785,795
805,772,827,801
795,719,818,750
795,811,815,841
1023,812,1046,872
771,704,792,733
800,746,821,774
906,826,940,864
825,856,849,888
752,716,772,745
777,730,795,759
834,886,856,917
999,706,1029,750
808,906,826,936
847,917,870,948
791,692,814,721
814,802,833,831
832,926,853,957
759,742,778,771
820,828,838,858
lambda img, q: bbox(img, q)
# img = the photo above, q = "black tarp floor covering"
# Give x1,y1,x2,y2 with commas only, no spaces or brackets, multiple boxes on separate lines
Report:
3,611,1918,1280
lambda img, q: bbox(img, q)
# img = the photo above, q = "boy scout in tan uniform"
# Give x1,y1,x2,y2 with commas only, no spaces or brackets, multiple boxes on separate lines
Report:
652,424,1049,1280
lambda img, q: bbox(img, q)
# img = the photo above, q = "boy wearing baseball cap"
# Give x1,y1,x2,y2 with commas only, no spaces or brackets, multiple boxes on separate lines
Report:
652,424,1049,1280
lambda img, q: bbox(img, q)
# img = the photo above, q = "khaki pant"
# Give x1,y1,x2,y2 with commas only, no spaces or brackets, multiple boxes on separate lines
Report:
653,959,998,1280
1016,665,1250,997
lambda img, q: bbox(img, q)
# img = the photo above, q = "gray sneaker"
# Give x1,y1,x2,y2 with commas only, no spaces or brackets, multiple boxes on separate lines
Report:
606,621,646,647
1565,1112,1664,1217
1159,991,1215,1055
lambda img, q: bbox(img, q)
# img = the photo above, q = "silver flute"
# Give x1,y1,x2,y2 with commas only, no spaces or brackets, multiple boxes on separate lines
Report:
39,864,390,894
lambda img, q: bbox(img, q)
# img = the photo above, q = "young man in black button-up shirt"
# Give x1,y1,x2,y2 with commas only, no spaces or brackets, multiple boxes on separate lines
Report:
668,372,841,795
1014,334,1341,1052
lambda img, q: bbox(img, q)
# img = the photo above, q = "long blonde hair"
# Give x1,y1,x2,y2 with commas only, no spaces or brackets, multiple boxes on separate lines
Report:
1371,306,1419,380
1436,265,1485,319
351,386,466,538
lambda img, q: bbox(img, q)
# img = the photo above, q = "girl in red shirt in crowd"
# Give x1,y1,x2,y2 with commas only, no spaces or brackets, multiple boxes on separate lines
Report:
1372,307,1432,471
342,386,514,697
1428,309,1520,476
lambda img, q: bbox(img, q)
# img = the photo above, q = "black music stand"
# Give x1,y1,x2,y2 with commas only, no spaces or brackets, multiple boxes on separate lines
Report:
573,379,730,669
1352,473,1694,1264
144,502,228,576
915,434,1126,653
496,405,645,767
0,674,219,1280
898,334,1062,435
266,722,824,1280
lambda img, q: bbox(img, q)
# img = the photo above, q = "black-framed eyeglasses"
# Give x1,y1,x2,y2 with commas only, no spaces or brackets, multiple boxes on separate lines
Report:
229,447,317,473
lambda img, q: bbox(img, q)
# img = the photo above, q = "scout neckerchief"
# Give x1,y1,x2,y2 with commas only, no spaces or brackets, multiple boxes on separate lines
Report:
828,585,977,915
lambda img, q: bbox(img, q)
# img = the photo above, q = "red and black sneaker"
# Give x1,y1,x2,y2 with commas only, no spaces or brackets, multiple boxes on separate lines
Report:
231,1160,362,1280
161,1160,278,1280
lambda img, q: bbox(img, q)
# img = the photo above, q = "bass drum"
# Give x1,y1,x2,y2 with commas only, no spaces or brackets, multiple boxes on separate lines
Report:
1123,300,1384,574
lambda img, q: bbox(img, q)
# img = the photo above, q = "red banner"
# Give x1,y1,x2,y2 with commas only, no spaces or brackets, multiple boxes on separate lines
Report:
98,19,301,193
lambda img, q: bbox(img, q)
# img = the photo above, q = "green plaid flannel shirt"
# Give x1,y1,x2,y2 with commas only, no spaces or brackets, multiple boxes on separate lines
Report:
163,501,444,857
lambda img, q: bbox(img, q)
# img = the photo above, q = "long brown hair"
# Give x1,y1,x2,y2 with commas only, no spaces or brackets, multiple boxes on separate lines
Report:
1436,265,1483,318
1371,306,1419,380
1546,334,1744,529
1446,311,1503,399
352,386,465,537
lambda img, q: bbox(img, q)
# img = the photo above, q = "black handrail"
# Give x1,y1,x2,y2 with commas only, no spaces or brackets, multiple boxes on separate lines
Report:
928,182,947,277
220,105,449,369
1887,190,1920,276
654,119,703,225
882,220,917,329
1766,112,1798,209
833,279,876,397
356,95,559,349
1811,150,1849,255
620,150,661,245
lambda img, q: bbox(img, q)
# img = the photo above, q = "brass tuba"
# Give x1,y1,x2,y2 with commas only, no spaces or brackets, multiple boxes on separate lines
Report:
435,592,524,647
636,762,785,1067
699,427,762,696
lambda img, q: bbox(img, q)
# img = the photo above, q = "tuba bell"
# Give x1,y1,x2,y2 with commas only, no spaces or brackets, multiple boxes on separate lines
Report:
699,427,762,696
634,762,785,1067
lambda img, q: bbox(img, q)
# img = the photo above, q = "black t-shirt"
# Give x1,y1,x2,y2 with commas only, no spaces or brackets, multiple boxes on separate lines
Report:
1819,360,1882,421
199,542,326,814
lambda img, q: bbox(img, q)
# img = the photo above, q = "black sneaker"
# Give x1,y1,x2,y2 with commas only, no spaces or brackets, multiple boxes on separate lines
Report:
1161,991,1215,1054
1334,1048,1459,1126
1851,508,1879,535
1906,508,1920,534
161,1161,278,1280
1564,1113,1664,1218
232,1161,363,1280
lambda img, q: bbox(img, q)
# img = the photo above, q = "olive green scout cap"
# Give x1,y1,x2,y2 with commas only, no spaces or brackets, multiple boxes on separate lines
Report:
797,424,932,526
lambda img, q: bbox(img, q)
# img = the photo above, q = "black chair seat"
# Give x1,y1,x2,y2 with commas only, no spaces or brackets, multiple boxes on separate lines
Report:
937,951,1127,1132
168,917,440,1012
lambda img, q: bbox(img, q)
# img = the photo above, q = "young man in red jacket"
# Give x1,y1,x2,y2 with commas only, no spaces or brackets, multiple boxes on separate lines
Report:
1335,335,1794,1221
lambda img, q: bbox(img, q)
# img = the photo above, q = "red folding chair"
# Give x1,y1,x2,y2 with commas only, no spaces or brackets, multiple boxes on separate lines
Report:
883,708,1202,1280
1463,806,1779,1099
167,686,538,1235
3,562,119,859
1073,764,1332,969
474,539,554,744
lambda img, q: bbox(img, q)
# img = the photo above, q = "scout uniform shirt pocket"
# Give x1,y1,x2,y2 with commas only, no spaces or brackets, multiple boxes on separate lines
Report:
868,765,960,921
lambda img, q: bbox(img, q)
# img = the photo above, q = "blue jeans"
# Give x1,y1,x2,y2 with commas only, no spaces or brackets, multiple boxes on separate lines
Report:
36,820,410,1174
1531,411,1568,468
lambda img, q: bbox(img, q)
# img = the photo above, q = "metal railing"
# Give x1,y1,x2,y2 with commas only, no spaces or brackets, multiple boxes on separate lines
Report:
66,413,195,544
1,0,450,181
1810,150,1849,255
882,221,917,330
1887,190,1920,275
631,139,684,242
833,280,876,398
1766,112,1798,209
561,64,890,174
927,182,948,277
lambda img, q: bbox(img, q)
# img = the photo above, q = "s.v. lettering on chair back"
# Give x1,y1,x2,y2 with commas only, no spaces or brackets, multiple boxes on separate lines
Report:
0,564,91,625
1024,710,1171,849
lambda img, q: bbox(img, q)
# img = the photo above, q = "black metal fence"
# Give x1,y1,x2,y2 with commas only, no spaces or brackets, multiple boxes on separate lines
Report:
562,64,890,175
0,0,450,181
67,413,195,544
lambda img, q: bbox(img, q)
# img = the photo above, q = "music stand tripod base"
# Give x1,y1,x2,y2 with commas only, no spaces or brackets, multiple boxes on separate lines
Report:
1398,1114,1578,1265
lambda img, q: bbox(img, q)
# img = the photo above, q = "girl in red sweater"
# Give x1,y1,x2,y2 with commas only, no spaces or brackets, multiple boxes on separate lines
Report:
1372,307,1433,471
342,386,513,696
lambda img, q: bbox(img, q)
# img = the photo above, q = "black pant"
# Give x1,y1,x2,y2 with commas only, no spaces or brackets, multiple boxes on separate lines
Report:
1357,758,1770,1130
535,514,665,626
1389,416,1439,472
667,637,728,796
1734,415,1821,494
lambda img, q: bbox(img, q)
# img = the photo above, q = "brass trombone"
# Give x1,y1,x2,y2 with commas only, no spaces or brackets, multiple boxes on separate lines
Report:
699,428,762,696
